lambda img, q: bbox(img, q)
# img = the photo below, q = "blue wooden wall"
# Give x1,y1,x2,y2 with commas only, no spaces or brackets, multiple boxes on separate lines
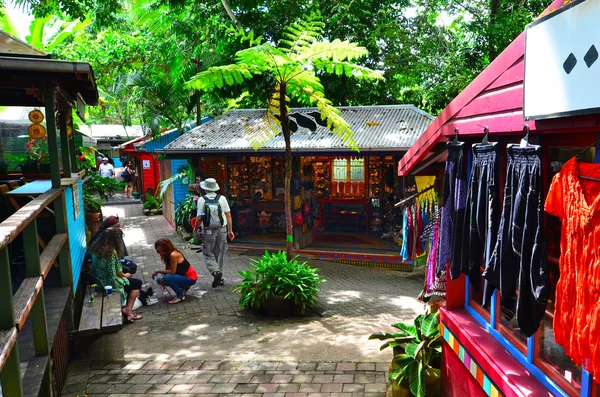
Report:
65,179,86,291
172,159,189,212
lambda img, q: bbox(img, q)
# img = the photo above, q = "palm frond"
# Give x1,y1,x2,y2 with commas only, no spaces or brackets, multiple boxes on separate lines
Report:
244,110,281,150
187,64,254,92
312,60,385,80
299,39,369,62
235,44,293,72
309,91,358,151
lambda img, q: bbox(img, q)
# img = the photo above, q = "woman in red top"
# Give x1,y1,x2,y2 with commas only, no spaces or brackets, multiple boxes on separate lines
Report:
152,239,198,304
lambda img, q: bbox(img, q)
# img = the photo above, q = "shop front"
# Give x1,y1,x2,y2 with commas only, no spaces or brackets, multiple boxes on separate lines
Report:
398,0,600,395
163,105,434,268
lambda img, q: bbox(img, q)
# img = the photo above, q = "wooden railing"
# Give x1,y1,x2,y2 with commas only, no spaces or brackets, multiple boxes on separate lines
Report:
0,187,71,397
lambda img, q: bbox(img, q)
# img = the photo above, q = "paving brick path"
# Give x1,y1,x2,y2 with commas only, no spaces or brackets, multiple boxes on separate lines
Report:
63,359,389,397
64,203,424,397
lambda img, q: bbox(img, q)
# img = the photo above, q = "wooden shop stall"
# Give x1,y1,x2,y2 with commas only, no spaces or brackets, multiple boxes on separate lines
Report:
161,105,433,265
398,1,600,396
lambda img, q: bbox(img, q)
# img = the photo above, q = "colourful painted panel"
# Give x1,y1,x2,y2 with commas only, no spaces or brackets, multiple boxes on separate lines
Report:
65,180,87,290
441,322,505,397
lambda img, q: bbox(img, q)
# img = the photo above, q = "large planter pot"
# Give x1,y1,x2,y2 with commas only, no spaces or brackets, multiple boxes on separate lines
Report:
20,163,39,175
261,295,296,317
183,217,194,233
387,368,440,397
39,163,51,174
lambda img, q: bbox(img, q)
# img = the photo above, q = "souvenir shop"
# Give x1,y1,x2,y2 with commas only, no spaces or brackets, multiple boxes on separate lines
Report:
161,105,434,262
397,1,600,396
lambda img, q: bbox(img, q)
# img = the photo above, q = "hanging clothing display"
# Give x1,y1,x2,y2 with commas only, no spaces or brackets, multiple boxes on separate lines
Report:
456,143,500,307
545,156,600,380
486,145,548,337
400,209,410,260
437,144,467,272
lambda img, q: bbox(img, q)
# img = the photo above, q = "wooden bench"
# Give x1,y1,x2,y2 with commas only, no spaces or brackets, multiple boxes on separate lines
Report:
77,286,122,336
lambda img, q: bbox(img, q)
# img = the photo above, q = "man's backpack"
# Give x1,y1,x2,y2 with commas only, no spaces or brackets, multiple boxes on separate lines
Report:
202,195,224,229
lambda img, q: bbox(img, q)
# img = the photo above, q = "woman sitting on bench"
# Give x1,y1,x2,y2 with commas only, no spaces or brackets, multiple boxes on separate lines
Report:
89,228,143,322
152,239,198,304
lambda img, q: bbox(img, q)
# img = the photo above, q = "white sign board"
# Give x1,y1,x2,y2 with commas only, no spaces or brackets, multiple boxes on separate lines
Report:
524,0,600,120
142,160,151,169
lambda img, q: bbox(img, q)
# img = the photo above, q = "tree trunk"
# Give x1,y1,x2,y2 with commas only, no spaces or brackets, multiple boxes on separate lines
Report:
221,0,241,29
280,82,294,259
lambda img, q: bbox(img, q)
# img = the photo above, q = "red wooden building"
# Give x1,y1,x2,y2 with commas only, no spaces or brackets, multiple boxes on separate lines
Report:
399,0,600,396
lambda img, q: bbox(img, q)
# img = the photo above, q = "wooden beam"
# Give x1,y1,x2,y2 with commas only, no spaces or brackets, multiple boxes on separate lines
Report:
0,335,23,397
40,233,68,278
41,81,61,189
77,287,102,336
59,110,72,176
0,188,61,252
12,276,43,331
0,328,17,372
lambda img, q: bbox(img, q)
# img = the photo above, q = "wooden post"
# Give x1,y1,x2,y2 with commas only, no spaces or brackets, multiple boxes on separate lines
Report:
0,247,23,397
58,110,72,176
23,221,41,277
41,82,61,189
68,109,79,173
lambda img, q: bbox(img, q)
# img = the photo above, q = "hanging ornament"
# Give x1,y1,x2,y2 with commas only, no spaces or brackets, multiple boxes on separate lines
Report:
67,125,73,138
28,109,44,123
28,124,47,139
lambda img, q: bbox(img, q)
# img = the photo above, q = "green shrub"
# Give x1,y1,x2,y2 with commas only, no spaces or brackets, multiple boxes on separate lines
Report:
234,251,325,315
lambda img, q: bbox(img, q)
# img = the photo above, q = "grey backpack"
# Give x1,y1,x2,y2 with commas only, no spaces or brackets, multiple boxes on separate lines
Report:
202,195,224,229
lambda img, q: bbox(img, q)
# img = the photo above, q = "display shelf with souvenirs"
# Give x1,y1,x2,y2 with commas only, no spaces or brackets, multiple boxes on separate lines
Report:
249,157,273,200
272,158,285,199
227,160,250,202
312,160,331,197
368,156,383,198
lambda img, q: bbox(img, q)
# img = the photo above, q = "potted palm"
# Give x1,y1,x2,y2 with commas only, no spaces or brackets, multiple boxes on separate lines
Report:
234,251,325,316
369,312,442,397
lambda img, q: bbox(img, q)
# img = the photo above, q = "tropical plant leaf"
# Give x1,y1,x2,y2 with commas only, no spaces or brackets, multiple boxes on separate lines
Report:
404,341,420,359
392,322,419,340
187,64,254,92
421,312,440,338
393,354,415,369
408,361,425,397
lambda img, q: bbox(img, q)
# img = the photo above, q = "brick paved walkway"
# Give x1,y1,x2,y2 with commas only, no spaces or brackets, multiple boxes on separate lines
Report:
63,359,389,397
64,204,425,397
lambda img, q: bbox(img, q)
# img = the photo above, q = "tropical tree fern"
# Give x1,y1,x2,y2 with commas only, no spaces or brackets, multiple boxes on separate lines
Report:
188,13,383,256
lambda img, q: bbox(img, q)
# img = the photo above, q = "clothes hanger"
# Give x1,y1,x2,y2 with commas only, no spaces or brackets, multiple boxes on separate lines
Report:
447,128,464,147
507,125,541,152
576,138,600,182
474,125,498,149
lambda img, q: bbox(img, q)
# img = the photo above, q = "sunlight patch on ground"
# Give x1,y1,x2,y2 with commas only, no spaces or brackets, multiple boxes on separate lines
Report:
326,290,362,303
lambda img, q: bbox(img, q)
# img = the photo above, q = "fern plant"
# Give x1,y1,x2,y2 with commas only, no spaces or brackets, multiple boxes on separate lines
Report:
188,13,383,257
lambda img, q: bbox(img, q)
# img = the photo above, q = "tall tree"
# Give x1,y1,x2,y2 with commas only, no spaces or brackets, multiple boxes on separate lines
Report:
188,14,383,256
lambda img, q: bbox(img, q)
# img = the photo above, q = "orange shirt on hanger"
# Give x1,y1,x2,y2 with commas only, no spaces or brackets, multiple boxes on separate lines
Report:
545,157,600,381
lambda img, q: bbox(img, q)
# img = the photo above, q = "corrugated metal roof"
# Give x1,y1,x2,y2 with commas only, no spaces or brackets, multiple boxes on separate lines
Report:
164,105,433,153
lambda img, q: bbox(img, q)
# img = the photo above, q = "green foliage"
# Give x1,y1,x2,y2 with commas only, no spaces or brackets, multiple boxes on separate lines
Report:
234,251,325,315
142,192,162,210
158,163,193,199
370,312,441,397
174,193,196,226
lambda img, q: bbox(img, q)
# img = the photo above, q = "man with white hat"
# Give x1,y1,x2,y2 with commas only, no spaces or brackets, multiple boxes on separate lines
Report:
194,178,234,288
98,157,115,179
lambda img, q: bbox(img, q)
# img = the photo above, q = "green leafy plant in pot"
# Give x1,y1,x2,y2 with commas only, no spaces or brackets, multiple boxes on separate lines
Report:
143,192,163,215
175,194,197,232
234,251,325,316
369,312,442,397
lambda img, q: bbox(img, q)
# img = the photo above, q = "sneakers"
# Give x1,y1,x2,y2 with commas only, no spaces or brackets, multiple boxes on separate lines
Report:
212,271,223,288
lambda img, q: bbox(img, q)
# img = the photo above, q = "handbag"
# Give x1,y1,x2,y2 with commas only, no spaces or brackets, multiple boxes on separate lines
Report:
120,258,137,274
295,210,304,226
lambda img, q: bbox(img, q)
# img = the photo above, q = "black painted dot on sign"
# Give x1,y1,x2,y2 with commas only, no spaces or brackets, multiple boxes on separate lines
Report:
563,53,577,74
584,45,598,68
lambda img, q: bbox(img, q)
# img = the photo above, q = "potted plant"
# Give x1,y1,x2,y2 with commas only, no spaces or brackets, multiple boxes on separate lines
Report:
234,251,325,316
21,138,40,174
143,192,163,215
175,194,197,232
369,312,442,397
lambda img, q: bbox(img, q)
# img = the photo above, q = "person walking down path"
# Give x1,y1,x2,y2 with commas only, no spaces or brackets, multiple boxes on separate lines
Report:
153,238,198,304
99,157,115,179
194,178,235,288
122,161,136,198
88,228,143,322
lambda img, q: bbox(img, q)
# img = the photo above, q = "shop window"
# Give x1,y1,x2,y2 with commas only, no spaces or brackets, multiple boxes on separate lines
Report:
332,158,364,183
